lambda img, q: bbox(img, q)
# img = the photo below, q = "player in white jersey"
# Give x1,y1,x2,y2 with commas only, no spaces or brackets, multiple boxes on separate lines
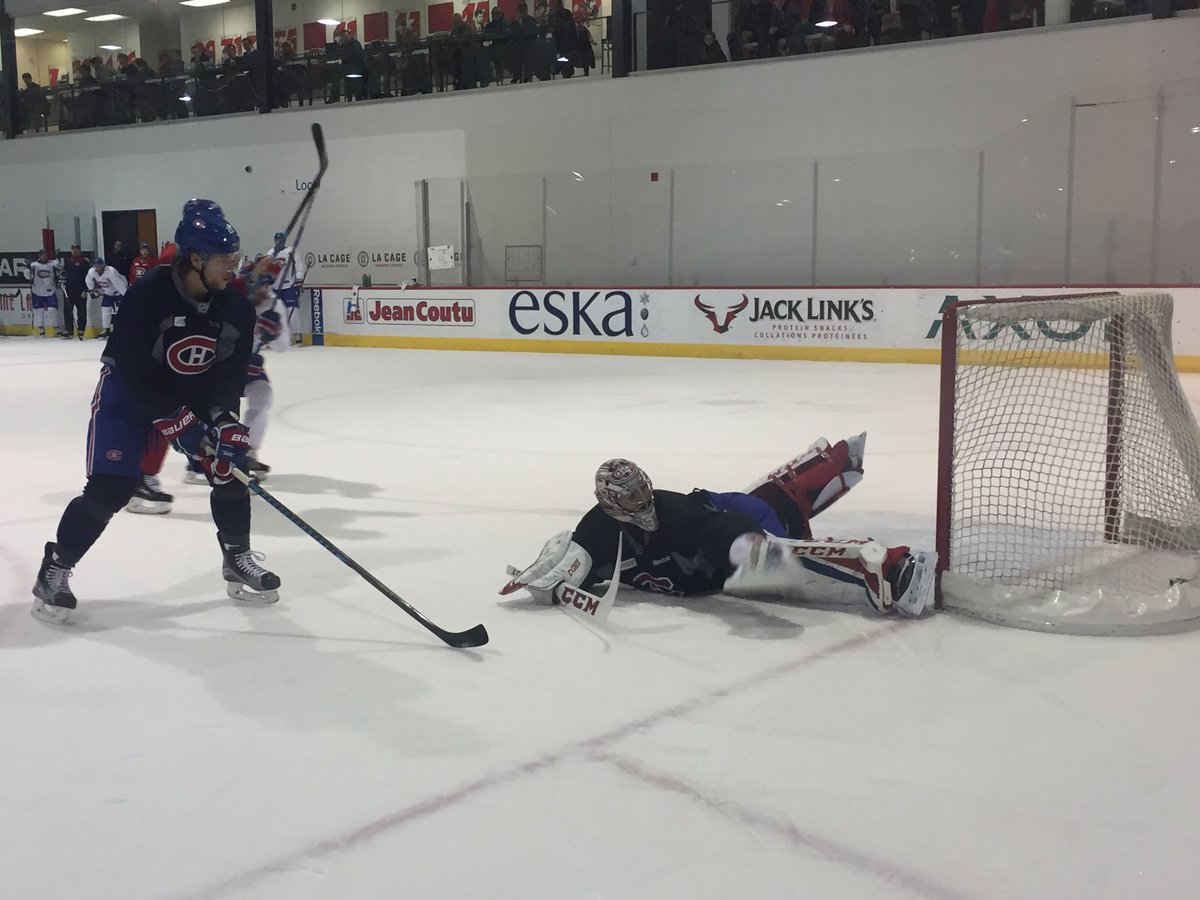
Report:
28,249,62,337
271,232,307,345
85,258,128,338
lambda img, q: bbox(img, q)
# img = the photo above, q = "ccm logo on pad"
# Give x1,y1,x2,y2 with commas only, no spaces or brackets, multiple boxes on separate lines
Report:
166,336,218,374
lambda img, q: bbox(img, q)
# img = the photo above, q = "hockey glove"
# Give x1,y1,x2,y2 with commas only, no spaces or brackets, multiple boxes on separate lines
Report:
153,406,206,459
204,415,250,485
256,307,283,345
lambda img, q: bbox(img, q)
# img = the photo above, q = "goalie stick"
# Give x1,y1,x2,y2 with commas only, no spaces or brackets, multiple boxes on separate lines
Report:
232,467,489,649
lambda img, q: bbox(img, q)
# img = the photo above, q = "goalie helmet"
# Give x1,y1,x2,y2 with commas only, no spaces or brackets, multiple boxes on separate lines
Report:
595,458,659,532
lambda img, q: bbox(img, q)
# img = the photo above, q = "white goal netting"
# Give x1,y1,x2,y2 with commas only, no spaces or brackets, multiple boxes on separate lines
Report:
938,292,1200,634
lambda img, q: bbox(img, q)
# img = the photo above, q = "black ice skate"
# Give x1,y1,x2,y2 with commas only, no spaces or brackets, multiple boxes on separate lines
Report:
247,454,271,482
98,328,112,338
32,542,77,624
126,474,174,515
218,535,281,604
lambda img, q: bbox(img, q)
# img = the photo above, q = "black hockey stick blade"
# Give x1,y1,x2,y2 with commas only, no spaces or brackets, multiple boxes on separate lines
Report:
232,468,489,648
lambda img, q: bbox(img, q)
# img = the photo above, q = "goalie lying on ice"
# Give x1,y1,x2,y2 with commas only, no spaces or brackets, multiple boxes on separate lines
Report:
501,434,934,616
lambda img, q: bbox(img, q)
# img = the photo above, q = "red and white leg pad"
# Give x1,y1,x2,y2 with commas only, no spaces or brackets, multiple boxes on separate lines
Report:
745,433,867,538
725,532,931,615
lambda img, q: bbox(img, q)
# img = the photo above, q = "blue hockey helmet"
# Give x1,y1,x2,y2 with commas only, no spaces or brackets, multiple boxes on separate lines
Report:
175,205,240,259
182,198,224,218
92,257,105,267
273,231,286,241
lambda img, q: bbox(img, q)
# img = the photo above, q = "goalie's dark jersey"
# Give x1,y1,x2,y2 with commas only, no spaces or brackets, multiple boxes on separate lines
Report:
572,489,764,596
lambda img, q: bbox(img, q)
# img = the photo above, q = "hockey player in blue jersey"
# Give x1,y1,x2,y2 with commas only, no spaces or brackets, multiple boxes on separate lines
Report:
32,201,282,624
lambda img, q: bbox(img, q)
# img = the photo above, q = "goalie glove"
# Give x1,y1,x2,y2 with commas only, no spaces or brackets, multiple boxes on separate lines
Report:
500,530,593,604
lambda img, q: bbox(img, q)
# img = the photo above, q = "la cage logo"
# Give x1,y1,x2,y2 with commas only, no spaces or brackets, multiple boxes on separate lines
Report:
304,251,351,268
357,250,408,268
695,294,749,333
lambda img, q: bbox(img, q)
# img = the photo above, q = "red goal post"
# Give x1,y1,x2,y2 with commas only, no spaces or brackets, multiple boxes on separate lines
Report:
934,291,1200,635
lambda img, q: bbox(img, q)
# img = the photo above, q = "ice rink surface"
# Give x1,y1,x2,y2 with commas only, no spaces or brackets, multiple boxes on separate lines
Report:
3,337,1200,900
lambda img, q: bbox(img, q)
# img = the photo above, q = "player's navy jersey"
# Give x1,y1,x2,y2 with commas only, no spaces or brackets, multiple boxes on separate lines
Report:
571,489,765,596
99,265,255,424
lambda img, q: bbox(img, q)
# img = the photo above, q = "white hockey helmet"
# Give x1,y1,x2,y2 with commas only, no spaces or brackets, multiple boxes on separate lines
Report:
595,458,659,532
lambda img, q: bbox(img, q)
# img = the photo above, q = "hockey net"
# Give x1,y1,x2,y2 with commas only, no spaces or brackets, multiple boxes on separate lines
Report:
935,292,1200,634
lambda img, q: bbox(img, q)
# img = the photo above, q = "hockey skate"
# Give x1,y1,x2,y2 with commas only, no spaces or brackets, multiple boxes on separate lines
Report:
885,550,935,617
183,460,208,485
32,542,77,624
219,536,281,604
246,453,271,482
126,475,174,515
98,328,112,339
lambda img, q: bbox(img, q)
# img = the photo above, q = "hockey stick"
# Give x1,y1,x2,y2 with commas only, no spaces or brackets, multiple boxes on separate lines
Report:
280,123,328,244
232,467,489,648
277,123,328,289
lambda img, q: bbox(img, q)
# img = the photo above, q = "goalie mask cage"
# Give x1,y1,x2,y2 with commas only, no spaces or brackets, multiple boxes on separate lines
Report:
935,292,1200,635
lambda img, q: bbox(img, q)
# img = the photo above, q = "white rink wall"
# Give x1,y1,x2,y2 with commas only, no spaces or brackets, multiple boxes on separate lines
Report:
0,15,1196,289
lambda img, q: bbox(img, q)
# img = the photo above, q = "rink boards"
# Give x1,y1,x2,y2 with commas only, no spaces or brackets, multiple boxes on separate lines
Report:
5,283,1200,370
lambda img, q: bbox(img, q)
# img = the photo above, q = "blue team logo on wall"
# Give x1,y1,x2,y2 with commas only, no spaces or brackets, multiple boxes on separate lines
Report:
166,335,218,374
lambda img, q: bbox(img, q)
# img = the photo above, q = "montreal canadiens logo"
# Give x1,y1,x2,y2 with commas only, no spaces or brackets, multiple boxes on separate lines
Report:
167,335,217,374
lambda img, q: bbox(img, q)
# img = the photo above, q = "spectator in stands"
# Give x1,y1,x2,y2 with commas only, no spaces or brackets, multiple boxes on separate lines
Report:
275,41,305,106
328,26,367,102
703,31,728,63
547,0,577,77
484,6,512,83
511,2,540,83
574,21,597,75
397,24,433,95
19,73,47,133
190,41,211,70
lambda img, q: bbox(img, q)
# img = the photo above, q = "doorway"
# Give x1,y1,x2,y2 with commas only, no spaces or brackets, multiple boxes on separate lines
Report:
100,209,159,261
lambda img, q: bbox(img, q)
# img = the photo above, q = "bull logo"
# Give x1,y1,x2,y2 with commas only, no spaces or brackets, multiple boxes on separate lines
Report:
695,294,749,334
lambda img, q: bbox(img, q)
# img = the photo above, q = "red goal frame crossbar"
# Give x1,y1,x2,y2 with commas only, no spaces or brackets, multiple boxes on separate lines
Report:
933,292,1123,609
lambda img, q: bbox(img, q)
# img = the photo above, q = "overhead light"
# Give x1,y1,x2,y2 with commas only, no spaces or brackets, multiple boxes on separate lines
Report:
180,0,230,6
345,73,363,78
815,19,837,27
317,18,340,25
14,28,45,36
1192,126,1200,134
99,44,122,50
85,14,127,21
179,93,193,102
44,8,87,16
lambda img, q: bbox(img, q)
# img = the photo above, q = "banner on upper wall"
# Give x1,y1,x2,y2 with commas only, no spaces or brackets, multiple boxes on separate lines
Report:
305,284,1200,366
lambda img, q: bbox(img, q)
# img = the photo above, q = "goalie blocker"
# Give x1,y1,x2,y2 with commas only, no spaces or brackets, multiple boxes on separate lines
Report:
501,437,935,618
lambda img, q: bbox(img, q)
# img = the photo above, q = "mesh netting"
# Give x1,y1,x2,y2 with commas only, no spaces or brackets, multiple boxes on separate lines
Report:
941,292,1200,634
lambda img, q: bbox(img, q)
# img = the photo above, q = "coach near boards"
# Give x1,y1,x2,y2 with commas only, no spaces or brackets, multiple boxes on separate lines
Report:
31,200,282,625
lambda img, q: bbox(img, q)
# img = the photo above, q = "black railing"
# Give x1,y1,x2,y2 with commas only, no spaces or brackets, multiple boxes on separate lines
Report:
8,22,609,135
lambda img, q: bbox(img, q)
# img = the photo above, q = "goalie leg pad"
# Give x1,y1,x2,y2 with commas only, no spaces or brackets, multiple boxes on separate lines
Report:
746,433,867,539
726,532,901,612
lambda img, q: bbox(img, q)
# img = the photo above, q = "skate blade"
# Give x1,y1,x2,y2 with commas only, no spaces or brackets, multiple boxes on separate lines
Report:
894,551,935,617
125,498,172,515
31,597,71,624
183,472,209,485
226,583,280,605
